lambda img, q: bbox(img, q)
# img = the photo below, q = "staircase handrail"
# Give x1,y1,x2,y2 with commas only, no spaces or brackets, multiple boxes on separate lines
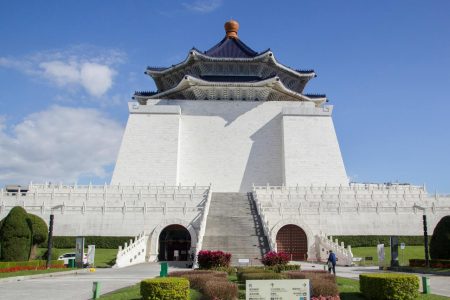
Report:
193,184,213,267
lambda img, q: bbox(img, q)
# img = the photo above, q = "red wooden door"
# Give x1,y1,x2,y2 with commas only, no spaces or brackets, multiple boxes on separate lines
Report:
276,225,308,260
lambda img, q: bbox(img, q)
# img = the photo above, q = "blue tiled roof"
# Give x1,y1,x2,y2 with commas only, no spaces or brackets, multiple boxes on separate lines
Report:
204,37,259,58
201,75,262,82
304,93,326,98
134,91,158,97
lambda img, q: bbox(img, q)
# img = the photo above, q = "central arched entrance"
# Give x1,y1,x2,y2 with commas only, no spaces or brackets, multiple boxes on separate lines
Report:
276,224,308,261
158,224,191,261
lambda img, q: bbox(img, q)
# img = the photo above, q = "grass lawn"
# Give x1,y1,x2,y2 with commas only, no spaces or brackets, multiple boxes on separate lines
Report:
337,277,450,300
0,268,76,279
352,245,425,266
99,283,202,300
37,248,117,267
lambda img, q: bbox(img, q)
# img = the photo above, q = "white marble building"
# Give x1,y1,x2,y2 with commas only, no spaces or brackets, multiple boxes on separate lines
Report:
1,20,449,266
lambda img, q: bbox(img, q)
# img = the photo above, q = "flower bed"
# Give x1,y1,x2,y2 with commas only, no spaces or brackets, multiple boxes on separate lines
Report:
197,250,231,269
0,260,65,273
169,269,238,300
261,251,290,266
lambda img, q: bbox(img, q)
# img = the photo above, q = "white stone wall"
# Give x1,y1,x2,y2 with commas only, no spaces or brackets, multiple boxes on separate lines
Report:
282,106,348,186
111,100,348,192
254,185,450,260
111,103,181,185
0,185,209,253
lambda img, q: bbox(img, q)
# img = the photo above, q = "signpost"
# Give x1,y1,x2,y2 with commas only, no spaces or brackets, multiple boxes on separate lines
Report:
87,245,96,266
400,243,405,266
246,279,310,300
75,237,85,268
377,244,385,268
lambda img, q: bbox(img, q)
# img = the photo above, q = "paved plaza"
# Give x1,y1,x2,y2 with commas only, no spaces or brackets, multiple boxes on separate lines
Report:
0,262,448,299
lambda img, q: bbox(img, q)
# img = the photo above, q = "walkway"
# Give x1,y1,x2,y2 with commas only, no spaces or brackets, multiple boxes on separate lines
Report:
301,262,450,297
0,263,165,300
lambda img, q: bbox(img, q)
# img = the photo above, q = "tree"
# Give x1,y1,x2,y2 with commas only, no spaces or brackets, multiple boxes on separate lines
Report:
0,207,32,261
430,215,450,259
27,214,48,260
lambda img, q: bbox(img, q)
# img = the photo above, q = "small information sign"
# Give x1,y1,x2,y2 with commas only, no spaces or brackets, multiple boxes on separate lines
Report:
400,243,405,250
246,279,310,300
87,245,95,265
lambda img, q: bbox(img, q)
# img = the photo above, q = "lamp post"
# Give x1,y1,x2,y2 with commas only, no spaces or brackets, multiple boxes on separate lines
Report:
413,205,430,268
46,205,63,268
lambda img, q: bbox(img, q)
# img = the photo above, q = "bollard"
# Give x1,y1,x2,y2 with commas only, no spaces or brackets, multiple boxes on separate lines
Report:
422,276,430,294
160,262,168,277
92,281,101,299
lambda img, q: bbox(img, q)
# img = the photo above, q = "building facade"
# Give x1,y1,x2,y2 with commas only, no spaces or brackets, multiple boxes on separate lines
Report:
1,21,449,266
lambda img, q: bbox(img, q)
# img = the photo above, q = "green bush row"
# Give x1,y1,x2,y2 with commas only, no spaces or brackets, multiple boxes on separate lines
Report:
0,259,64,269
39,236,133,249
360,273,419,300
141,277,189,300
240,272,286,283
334,235,427,247
409,259,450,268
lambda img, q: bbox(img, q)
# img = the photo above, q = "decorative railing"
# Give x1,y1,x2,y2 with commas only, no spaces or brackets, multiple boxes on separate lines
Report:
193,184,213,268
315,232,353,266
115,232,147,268
0,183,211,216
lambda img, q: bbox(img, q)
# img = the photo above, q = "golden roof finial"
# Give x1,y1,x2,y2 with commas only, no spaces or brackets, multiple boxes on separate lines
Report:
224,19,239,39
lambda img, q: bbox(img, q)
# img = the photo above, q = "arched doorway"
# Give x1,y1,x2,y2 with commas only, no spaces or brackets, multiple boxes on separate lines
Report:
158,224,191,261
276,224,308,260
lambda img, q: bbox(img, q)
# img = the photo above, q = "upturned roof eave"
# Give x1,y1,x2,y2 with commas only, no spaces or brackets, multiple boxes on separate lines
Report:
137,75,325,105
146,49,315,79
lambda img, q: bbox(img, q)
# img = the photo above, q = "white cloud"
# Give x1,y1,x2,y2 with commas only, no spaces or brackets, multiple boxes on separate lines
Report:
0,46,124,97
183,0,222,13
0,106,124,184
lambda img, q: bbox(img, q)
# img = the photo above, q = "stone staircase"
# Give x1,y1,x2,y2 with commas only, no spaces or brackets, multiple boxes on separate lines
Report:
201,192,270,265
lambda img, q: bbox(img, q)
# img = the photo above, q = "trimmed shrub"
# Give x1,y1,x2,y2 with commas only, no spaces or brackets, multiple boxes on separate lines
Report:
236,267,273,282
202,280,238,300
269,264,300,273
261,251,289,266
360,273,419,300
140,277,189,300
197,250,231,269
409,258,450,268
334,235,427,247
41,236,133,249
284,271,338,297
169,271,228,292
430,216,450,259
240,272,286,283
0,207,32,261
27,214,48,259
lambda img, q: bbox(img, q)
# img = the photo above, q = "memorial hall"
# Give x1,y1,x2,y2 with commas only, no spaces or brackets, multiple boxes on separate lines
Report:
1,20,448,267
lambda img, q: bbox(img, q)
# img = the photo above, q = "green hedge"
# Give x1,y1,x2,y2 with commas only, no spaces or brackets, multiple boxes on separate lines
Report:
240,272,286,283
39,236,133,249
140,277,189,300
334,235,427,247
0,259,64,269
409,259,450,268
360,273,419,300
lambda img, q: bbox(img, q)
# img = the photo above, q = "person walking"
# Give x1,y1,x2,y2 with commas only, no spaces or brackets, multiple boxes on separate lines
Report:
327,250,337,275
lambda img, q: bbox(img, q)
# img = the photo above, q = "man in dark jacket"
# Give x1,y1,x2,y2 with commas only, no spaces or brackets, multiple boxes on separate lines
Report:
327,250,337,275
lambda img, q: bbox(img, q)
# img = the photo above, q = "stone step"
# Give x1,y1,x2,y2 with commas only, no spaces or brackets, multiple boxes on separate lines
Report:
201,192,270,265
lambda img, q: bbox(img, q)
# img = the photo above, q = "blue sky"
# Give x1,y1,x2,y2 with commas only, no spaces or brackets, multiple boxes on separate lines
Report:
0,0,449,193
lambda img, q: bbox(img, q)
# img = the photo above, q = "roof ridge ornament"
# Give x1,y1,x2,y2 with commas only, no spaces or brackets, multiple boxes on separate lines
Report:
225,19,239,39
